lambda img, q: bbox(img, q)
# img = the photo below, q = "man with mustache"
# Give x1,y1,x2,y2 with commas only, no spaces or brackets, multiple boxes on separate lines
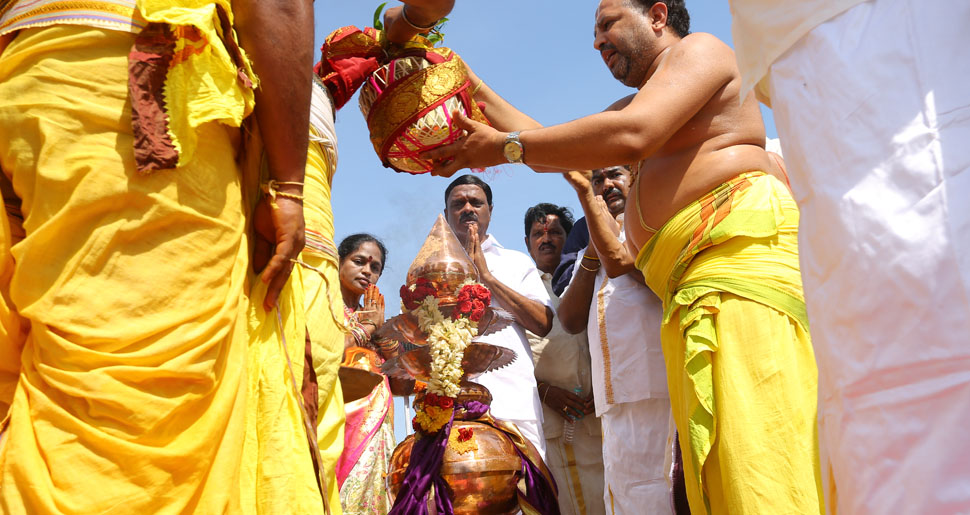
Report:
425,1,823,513
556,167,678,515
443,174,554,457
550,165,631,298
523,203,606,515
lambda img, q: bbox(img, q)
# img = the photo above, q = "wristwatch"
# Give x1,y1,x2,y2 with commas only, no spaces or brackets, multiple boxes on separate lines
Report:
503,131,525,164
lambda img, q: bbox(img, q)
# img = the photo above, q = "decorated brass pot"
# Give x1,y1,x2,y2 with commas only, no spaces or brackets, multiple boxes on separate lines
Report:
388,420,522,515
359,51,489,174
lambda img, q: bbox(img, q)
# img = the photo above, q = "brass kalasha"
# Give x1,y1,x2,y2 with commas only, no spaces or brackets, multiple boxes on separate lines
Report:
373,214,513,353
389,420,523,515
380,216,550,513
405,214,478,304
359,51,488,175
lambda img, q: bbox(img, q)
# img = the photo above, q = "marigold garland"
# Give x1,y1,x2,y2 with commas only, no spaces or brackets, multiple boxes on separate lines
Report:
413,403,452,434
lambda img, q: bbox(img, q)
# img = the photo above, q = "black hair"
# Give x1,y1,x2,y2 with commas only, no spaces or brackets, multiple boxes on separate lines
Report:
627,0,690,38
524,203,575,240
337,233,388,266
444,174,493,207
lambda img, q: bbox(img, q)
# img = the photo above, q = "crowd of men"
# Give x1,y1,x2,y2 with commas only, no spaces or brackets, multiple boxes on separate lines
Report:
0,0,967,513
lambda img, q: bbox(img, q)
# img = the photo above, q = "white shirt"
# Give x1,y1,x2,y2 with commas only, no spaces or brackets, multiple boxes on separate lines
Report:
571,245,667,417
474,234,551,424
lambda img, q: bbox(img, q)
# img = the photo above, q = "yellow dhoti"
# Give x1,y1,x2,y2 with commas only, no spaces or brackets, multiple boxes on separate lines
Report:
635,172,823,514
300,79,350,514
0,26,251,513
241,270,324,515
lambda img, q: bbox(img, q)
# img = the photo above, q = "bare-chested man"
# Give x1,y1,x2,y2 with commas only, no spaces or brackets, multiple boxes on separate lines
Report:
424,1,823,513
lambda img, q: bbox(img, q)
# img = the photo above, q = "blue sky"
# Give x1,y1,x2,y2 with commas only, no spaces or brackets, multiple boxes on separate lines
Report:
313,0,776,438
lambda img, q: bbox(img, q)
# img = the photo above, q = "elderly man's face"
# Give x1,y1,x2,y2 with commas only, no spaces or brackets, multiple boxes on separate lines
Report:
526,214,567,275
445,184,491,246
592,166,632,218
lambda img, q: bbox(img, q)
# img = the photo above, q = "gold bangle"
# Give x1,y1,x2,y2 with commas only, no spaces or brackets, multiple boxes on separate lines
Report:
470,80,484,96
263,179,305,202
580,262,600,273
401,4,438,31
582,254,599,261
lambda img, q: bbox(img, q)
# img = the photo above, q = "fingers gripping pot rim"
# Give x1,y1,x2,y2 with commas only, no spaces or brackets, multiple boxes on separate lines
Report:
359,47,490,174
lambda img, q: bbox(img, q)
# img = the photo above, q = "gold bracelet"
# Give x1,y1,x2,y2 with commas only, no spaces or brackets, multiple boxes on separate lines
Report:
401,4,438,31
470,80,484,96
263,179,305,202
580,262,600,273
582,254,599,261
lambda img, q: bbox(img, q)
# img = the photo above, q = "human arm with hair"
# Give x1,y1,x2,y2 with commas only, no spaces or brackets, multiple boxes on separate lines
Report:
563,171,636,278
556,244,599,335
234,0,313,310
383,0,454,44
424,34,736,176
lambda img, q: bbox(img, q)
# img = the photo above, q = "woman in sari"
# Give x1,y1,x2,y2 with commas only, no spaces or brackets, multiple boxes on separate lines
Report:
334,233,396,514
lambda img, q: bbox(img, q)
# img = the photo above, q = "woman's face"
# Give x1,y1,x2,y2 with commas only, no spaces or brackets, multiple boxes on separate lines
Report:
339,241,384,297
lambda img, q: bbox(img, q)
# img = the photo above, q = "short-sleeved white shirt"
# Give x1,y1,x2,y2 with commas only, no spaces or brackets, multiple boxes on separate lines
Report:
473,234,552,425
571,244,668,417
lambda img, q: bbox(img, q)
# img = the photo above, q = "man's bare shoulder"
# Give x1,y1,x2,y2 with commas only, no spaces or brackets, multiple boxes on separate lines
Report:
678,32,734,56
643,32,738,96
665,32,737,73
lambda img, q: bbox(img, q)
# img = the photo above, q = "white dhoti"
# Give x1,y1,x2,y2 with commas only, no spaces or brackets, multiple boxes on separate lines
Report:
601,398,672,515
544,427,606,515
768,0,970,512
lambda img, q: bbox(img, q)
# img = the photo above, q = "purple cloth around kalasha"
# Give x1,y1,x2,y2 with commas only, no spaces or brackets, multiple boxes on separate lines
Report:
387,413,455,515
454,400,489,420
389,400,560,515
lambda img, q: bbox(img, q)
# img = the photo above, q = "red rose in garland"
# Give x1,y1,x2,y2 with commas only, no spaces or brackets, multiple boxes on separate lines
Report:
402,278,439,310
470,299,486,322
456,427,474,443
425,392,454,409
452,283,492,320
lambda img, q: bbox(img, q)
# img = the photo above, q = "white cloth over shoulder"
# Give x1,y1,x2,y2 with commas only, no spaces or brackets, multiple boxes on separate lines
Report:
728,0,865,104
474,235,550,453
768,0,970,512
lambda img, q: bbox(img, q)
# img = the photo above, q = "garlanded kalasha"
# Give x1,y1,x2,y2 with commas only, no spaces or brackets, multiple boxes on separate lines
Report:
406,279,491,431
382,214,560,515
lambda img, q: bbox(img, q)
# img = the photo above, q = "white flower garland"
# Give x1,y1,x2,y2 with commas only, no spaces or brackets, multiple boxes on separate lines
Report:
413,295,478,398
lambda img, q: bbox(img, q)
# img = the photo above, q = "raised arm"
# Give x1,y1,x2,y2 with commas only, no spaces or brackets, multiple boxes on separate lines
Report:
424,33,735,176
234,0,313,309
383,0,454,44
556,245,599,335
463,66,543,133
563,171,636,278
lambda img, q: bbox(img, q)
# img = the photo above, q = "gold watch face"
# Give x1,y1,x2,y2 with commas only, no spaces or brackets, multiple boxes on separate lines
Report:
504,141,523,163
